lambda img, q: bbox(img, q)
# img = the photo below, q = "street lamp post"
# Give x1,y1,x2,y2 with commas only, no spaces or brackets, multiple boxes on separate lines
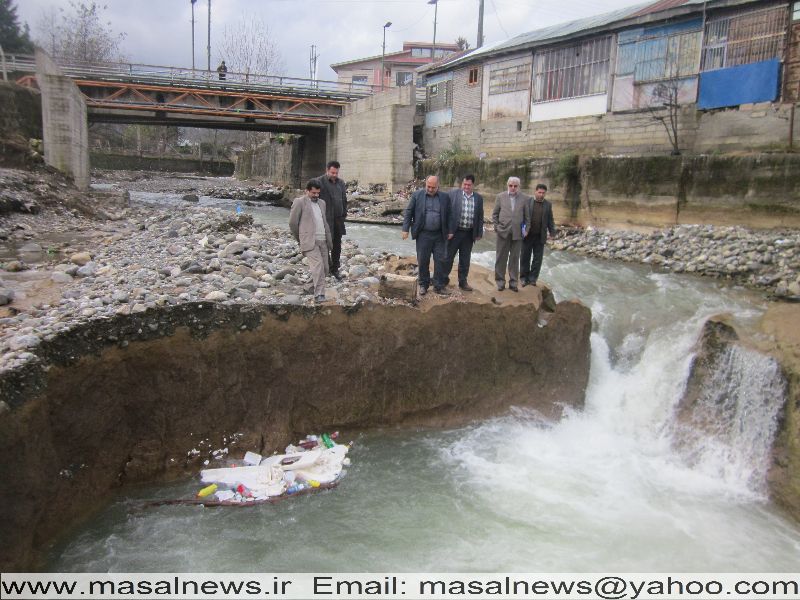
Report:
381,21,392,91
428,0,438,60
190,0,197,72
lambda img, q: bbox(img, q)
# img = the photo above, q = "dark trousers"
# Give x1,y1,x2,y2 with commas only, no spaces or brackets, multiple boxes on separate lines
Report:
445,228,475,285
416,229,447,289
520,235,546,283
329,217,345,272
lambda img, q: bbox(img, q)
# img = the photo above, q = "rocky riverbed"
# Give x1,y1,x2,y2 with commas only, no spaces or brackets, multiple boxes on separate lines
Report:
551,225,800,300
0,168,410,383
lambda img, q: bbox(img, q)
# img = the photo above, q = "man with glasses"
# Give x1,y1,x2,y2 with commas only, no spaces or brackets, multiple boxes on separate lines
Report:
492,177,530,292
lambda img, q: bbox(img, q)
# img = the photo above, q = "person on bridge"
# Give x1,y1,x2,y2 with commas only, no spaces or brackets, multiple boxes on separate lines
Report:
217,61,227,81
445,174,484,292
289,181,332,303
315,160,348,280
402,175,451,296
520,183,556,287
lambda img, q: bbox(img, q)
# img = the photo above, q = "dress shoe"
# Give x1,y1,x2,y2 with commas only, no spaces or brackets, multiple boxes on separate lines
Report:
530,279,537,286
331,271,343,281
434,287,448,296
419,286,428,296
314,295,326,303
509,285,519,292
496,283,505,291
459,283,474,291
521,279,530,287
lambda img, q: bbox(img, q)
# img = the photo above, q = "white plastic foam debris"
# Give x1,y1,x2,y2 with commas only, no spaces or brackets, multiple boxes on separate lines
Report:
243,451,262,466
215,490,235,502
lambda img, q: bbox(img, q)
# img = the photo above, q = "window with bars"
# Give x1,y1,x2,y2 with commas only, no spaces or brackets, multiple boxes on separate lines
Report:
426,79,453,111
617,29,701,82
488,63,531,95
701,5,789,71
533,36,612,102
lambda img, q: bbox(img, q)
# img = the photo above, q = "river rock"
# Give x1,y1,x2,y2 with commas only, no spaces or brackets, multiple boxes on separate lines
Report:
70,252,92,266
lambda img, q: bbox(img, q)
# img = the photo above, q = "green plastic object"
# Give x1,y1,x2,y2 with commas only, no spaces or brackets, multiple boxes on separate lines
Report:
321,433,335,448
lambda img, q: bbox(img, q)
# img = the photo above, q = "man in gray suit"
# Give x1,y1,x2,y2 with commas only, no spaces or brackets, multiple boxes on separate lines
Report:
521,183,557,287
492,177,531,292
289,181,332,303
445,174,484,291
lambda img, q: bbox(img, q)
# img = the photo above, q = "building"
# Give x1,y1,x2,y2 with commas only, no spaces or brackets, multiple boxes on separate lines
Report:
416,0,800,158
331,41,461,90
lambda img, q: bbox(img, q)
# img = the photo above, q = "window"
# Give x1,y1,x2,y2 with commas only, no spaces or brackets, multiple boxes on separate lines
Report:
489,63,531,95
468,67,479,85
616,27,702,83
396,71,413,86
411,48,432,58
533,36,612,102
426,80,453,111
351,75,368,85
702,5,789,71
794,2,800,21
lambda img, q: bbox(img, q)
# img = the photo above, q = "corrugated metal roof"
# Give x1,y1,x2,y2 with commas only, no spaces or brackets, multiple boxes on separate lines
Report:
421,0,762,75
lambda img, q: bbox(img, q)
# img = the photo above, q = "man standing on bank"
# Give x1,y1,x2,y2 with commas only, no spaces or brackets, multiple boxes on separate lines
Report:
289,181,332,303
402,175,451,296
520,183,557,287
492,177,531,292
315,160,348,280
446,174,484,292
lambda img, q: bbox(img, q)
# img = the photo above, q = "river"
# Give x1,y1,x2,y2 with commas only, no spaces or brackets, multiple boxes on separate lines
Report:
47,194,800,571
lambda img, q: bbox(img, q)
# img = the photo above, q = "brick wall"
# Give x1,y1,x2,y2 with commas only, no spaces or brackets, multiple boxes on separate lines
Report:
423,100,797,159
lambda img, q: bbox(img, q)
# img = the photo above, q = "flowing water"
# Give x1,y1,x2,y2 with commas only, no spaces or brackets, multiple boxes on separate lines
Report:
47,194,800,571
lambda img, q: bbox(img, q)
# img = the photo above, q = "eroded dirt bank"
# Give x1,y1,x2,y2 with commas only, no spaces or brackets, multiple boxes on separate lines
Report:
0,298,591,571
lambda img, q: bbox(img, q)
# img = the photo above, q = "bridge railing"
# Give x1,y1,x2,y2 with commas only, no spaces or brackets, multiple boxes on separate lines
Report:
6,54,382,100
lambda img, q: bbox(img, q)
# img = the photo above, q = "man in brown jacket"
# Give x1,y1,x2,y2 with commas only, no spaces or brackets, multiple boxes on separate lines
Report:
289,181,332,303
492,176,531,292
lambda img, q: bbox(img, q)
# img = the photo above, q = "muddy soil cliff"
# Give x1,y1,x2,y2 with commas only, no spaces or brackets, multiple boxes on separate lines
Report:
0,299,591,570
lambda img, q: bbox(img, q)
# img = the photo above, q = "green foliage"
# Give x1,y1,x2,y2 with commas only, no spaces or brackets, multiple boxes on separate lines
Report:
549,151,580,187
435,136,472,165
0,0,33,53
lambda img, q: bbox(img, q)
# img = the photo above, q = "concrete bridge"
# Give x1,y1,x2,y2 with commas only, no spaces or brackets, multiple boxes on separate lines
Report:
9,50,416,190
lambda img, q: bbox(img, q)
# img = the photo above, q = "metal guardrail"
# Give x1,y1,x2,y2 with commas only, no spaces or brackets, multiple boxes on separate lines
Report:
6,54,381,101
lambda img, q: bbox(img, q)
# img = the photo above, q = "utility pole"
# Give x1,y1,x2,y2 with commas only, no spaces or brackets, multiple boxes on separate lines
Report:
428,0,438,59
381,21,392,91
206,0,211,72
309,45,318,87
477,0,485,48
190,0,197,71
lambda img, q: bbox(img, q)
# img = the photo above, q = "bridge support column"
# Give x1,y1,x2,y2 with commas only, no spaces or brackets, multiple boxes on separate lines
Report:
332,86,415,191
34,48,89,190
299,128,328,183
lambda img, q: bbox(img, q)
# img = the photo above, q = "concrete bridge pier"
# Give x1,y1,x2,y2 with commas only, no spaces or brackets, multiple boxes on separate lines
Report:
34,48,89,190
299,127,329,183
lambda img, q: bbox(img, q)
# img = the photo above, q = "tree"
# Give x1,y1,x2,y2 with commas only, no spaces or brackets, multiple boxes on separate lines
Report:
218,14,284,77
455,36,470,51
35,1,125,63
0,0,33,53
648,81,682,156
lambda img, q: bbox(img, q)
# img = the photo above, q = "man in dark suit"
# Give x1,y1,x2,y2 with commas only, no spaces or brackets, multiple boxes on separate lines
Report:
445,174,484,292
521,183,557,287
402,175,451,296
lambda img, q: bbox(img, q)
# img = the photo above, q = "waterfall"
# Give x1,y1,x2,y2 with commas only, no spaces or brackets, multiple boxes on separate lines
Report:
672,343,787,493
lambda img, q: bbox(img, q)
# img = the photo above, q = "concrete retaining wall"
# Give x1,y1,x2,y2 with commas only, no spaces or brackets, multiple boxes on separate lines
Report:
91,152,234,176
417,153,800,230
235,136,300,185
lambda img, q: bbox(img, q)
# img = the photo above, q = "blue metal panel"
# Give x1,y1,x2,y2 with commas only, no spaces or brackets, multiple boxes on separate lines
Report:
698,59,781,109
642,18,702,38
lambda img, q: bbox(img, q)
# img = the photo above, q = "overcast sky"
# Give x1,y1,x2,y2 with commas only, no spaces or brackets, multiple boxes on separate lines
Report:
17,0,644,81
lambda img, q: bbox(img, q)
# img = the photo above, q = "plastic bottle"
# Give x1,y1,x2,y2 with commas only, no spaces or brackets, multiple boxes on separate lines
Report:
197,483,218,498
